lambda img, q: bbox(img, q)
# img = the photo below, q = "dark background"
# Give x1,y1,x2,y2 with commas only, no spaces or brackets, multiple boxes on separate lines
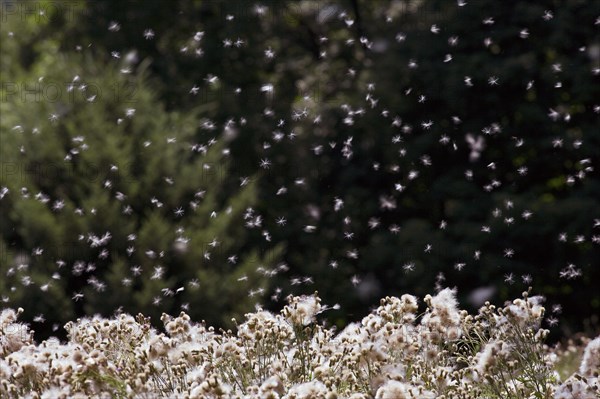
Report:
1,0,599,342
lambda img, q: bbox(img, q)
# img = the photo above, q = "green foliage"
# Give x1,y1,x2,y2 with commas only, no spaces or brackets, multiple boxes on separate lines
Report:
0,6,280,337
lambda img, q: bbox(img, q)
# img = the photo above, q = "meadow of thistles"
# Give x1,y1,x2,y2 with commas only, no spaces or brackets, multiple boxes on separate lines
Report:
1,2,599,398
1,289,598,398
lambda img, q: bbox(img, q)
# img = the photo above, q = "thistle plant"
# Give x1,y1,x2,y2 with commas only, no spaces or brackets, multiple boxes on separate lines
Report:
2,289,598,398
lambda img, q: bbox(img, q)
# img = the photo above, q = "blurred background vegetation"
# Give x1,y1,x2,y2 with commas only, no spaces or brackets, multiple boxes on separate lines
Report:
1,0,599,342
